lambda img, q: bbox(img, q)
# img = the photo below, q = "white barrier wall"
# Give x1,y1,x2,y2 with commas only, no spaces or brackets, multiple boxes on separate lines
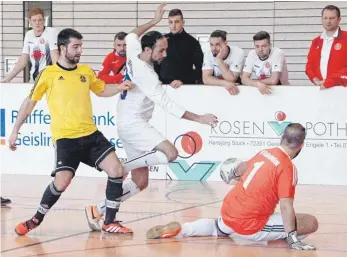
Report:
1,84,346,185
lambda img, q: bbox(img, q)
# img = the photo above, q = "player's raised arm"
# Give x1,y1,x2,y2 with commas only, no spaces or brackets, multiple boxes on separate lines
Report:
182,112,218,126
97,81,135,98
131,3,166,37
136,68,218,127
1,54,29,83
88,66,135,97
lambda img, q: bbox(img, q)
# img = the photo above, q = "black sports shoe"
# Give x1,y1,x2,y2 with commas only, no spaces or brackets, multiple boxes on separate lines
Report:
1,197,11,206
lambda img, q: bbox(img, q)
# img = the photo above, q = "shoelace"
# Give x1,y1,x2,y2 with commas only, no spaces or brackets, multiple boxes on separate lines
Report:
113,221,133,232
25,219,38,230
114,220,123,227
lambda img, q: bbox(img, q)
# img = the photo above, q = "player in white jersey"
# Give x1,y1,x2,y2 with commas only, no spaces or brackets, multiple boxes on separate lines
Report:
241,31,290,95
1,8,58,83
85,3,218,232
202,30,244,95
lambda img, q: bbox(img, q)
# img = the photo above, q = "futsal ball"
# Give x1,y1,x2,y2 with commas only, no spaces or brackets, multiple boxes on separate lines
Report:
220,157,244,184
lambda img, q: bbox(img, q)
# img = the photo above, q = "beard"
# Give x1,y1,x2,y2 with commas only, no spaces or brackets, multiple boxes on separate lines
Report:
118,51,126,57
65,51,80,65
292,148,302,159
257,53,269,61
153,59,162,65
151,55,164,65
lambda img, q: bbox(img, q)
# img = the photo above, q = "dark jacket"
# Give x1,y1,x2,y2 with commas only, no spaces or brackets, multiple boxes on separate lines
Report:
155,29,203,84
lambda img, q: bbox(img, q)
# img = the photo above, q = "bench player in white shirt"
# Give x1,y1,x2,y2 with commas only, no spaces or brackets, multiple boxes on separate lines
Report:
85,3,218,233
1,7,58,83
241,31,290,95
202,30,244,95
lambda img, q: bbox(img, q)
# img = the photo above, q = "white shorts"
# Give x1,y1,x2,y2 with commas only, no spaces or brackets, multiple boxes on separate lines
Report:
117,122,166,160
217,213,307,241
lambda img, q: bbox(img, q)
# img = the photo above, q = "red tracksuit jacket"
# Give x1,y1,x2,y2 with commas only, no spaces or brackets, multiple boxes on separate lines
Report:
305,28,347,88
98,51,126,84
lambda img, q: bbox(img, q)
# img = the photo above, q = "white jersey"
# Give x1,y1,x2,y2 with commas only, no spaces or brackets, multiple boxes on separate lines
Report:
22,27,58,82
202,45,244,78
243,47,289,85
116,33,186,126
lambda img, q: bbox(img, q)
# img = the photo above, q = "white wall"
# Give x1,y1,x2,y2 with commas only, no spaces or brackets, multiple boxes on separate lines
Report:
1,84,346,185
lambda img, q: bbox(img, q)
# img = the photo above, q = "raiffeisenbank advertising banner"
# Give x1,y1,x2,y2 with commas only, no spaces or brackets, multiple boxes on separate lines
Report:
1,84,346,185
0,84,166,179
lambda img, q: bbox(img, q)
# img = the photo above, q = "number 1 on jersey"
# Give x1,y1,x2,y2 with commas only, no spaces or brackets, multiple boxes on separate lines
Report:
243,161,264,189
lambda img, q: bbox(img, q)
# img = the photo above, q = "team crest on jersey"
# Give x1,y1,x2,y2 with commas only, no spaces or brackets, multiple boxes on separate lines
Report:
80,75,86,82
259,74,267,80
334,43,342,51
265,62,271,68
40,38,45,44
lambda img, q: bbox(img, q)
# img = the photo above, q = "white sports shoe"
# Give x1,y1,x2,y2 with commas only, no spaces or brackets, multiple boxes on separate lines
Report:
85,205,103,231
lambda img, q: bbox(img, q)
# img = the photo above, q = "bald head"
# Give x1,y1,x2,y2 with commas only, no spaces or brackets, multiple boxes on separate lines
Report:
280,123,306,150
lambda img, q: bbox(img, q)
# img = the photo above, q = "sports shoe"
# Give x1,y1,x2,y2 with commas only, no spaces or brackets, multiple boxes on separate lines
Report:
85,205,104,231
15,217,40,235
1,197,11,206
102,221,133,234
146,221,182,239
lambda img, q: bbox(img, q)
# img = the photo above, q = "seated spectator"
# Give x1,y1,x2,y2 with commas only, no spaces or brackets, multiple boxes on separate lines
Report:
202,30,244,95
1,7,58,83
241,31,289,95
98,32,127,84
154,9,203,88
305,5,347,89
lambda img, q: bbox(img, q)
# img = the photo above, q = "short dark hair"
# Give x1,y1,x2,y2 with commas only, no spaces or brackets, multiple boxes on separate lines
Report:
253,31,271,42
141,31,165,51
57,28,83,53
280,123,306,149
210,30,227,41
322,5,341,18
114,31,127,41
168,9,183,19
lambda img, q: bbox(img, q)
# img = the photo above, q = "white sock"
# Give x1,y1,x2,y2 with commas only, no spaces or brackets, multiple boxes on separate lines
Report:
119,179,140,202
178,219,219,237
123,150,169,173
96,199,106,215
96,179,141,215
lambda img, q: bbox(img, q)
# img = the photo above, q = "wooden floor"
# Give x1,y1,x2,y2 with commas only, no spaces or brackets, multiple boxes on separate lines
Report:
1,174,347,257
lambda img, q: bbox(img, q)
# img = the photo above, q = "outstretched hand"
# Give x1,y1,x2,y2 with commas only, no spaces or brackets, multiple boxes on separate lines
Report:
198,114,218,127
152,3,167,24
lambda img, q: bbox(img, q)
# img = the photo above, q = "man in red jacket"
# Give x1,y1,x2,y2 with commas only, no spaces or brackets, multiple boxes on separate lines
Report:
305,5,347,89
98,32,127,84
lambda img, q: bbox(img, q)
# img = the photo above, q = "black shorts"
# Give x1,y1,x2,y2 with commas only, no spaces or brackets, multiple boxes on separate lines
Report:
52,131,115,177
